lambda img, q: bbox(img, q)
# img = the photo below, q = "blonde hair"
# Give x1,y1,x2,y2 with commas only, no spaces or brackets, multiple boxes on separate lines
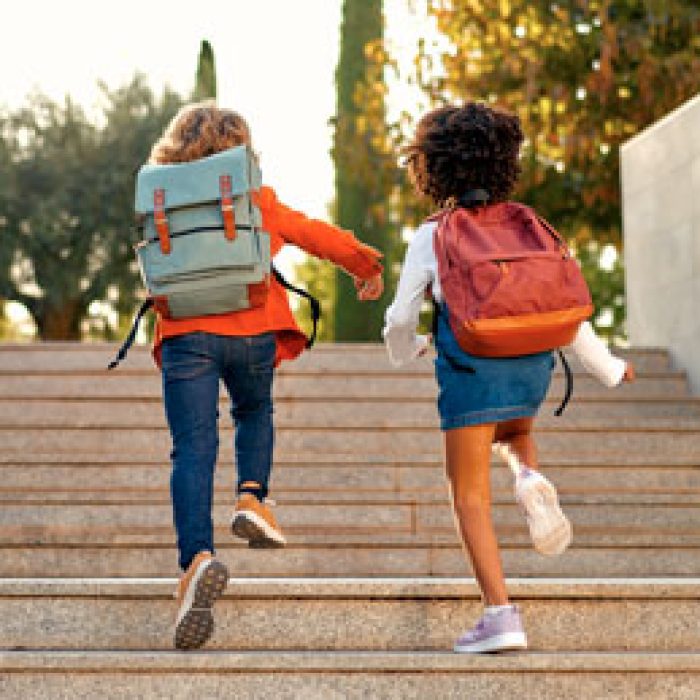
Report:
149,100,252,164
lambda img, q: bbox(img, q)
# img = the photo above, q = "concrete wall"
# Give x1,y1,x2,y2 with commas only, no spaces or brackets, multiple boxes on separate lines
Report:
622,93,700,392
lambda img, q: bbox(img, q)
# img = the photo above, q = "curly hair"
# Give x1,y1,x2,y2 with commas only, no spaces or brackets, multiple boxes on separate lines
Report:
149,101,252,164
404,102,523,206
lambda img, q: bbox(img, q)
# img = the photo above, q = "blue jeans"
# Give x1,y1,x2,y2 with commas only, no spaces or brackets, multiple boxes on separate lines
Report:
161,331,276,570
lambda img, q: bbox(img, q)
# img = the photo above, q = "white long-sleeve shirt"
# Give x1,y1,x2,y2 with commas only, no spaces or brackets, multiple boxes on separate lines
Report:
382,221,627,387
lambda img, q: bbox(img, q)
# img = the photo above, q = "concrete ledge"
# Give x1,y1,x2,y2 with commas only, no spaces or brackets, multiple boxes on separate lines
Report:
1,577,698,599
2,650,700,673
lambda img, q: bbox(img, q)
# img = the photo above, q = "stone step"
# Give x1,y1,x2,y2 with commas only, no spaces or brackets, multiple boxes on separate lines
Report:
3,398,700,426
2,650,697,699
2,543,699,578
0,578,697,651
2,464,697,497
3,491,698,506
4,400,700,428
3,451,696,468
0,372,688,399
2,427,699,460
0,342,672,373
1,503,698,542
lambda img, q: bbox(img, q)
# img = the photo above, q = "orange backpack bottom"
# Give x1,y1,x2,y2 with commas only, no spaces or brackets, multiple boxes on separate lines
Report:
451,305,594,357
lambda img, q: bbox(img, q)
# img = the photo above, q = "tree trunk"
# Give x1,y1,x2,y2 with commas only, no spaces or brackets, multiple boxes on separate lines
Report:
333,0,390,341
34,300,84,341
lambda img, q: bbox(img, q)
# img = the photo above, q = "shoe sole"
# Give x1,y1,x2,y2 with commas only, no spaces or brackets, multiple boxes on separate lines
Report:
231,510,286,548
454,632,528,654
518,477,572,557
174,559,228,651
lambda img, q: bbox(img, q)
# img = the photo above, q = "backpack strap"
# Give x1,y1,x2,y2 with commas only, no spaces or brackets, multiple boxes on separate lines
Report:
219,175,237,241
108,268,322,370
271,265,321,349
153,189,171,254
107,298,154,370
457,188,490,208
554,349,573,416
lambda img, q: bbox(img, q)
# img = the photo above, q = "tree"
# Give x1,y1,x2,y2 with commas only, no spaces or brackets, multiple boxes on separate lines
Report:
193,40,217,101
331,0,399,340
0,77,182,339
411,0,700,337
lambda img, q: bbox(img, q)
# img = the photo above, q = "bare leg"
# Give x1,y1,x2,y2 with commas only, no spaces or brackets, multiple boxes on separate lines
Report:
495,417,538,470
445,423,509,606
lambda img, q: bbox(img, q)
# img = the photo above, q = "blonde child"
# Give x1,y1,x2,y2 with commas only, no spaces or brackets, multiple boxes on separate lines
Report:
149,102,384,649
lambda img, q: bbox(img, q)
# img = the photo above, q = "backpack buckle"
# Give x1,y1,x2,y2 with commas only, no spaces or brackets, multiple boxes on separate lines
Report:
219,175,237,241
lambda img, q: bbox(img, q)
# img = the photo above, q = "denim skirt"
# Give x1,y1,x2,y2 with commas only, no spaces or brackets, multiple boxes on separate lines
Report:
434,306,555,431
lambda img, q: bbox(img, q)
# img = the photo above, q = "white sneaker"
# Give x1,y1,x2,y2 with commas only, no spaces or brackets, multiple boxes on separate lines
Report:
494,442,572,557
516,468,572,557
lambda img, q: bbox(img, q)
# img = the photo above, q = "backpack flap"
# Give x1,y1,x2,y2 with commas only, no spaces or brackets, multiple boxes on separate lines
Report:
140,199,262,241
134,145,261,214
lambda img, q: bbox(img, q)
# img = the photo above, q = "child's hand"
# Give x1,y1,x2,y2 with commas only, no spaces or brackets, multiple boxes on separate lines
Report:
355,274,383,301
623,362,636,383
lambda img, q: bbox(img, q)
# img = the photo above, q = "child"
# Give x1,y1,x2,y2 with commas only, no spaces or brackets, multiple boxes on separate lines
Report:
383,103,634,654
148,102,384,650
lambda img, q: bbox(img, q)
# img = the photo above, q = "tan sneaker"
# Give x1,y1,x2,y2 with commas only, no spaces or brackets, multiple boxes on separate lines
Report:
174,551,228,650
231,493,286,548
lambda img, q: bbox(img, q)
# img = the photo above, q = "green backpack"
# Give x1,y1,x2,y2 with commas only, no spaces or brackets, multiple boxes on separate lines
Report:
108,145,319,369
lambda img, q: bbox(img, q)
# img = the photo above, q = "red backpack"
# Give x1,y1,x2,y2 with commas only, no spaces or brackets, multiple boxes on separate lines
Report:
433,197,593,358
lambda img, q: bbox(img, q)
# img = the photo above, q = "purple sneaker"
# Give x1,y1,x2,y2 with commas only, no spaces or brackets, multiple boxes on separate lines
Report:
454,605,528,653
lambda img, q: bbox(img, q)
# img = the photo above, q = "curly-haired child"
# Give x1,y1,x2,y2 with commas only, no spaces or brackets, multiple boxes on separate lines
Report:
150,101,384,650
383,102,634,653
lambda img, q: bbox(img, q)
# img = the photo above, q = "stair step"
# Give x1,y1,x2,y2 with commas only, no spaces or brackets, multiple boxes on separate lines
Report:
4,400,700,428
0,373,688,400
0,503,700,546
1,650,697,699
2,427,699,460
2,544,699,578
1,502,698,538
1,463,699,497
3,398,700,425
0,343,673,373
1,578,697,651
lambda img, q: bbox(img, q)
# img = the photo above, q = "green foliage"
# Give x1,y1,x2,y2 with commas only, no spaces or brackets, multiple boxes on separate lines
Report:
404,0,700,338
193,40,217,101
576,241,626,342
0,77,182,339
331,0,400,340
294,257,337,342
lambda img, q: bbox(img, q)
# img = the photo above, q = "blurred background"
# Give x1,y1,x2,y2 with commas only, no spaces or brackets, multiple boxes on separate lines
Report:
1,0,698,345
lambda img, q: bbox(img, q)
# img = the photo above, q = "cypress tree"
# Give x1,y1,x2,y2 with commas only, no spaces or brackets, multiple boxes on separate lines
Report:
332,0,392,341
193,40,217,101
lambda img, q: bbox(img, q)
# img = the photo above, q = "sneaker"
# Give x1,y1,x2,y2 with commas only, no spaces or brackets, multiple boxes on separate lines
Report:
516,468,572,557
231,493,286,548
454,605,528,653
174,551,228,650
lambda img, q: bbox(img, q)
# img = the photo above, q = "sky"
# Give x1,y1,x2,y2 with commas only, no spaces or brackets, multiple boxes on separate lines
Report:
1,0,433,225
0,0,434,330
1,0,437,330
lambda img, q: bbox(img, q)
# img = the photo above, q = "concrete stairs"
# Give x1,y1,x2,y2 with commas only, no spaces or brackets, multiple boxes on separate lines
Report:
1,343,699,698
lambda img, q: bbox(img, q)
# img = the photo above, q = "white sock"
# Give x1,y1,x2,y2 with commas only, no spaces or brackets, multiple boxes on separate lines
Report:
484,604,512,616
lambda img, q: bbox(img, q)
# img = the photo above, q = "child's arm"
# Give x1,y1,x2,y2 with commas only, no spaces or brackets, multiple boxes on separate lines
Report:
569,321,632,387
264,188,383,282
382,223,434,366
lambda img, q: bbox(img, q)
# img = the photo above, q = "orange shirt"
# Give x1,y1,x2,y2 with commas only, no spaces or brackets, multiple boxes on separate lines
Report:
153,185,383,366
